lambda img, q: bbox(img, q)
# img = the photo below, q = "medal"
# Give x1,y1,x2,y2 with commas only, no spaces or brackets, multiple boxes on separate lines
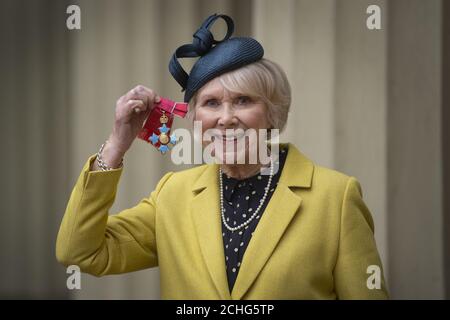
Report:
138,97,189,154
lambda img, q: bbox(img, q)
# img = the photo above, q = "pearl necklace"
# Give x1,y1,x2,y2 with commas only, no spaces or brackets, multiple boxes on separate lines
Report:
219,160,274,232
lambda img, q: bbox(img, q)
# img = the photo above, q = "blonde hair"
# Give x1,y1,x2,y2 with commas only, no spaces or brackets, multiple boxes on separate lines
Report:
187,58,291,132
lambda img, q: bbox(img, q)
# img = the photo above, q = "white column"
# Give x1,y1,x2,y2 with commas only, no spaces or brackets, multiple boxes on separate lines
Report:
387,0,444,299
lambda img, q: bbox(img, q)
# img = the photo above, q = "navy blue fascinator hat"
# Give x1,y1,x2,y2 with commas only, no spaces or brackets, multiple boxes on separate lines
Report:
169,14,264,103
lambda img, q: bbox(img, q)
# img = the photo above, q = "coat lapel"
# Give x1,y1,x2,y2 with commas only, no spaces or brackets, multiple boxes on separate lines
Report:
231,143,314,299
191,162,231,300
190,143,314,300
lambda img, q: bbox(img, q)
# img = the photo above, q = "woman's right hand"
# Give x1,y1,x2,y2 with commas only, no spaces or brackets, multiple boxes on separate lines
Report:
109,85,161,154
92,85,160,170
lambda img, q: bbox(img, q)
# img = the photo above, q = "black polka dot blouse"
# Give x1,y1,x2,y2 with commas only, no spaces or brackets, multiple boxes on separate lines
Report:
220,146,288,292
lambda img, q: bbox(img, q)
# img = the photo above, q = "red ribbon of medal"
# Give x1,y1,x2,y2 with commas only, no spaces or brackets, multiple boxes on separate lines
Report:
137,97,189,154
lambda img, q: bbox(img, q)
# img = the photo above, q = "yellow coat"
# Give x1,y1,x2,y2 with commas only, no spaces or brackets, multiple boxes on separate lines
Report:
56,142,388,299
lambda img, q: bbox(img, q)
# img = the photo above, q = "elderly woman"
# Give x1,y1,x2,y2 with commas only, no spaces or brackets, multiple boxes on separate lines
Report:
56,14,388,299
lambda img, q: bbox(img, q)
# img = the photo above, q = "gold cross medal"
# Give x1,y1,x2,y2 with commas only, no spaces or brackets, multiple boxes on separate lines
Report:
137,97,189,154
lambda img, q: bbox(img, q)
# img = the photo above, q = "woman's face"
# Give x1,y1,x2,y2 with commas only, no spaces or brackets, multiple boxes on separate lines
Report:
193,77,270,164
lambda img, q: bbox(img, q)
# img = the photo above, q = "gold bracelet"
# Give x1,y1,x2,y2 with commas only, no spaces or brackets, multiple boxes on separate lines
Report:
96,140,123,171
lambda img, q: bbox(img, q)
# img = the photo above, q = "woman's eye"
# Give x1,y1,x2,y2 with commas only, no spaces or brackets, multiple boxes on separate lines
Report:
236,96,252,105
204,99,219,107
